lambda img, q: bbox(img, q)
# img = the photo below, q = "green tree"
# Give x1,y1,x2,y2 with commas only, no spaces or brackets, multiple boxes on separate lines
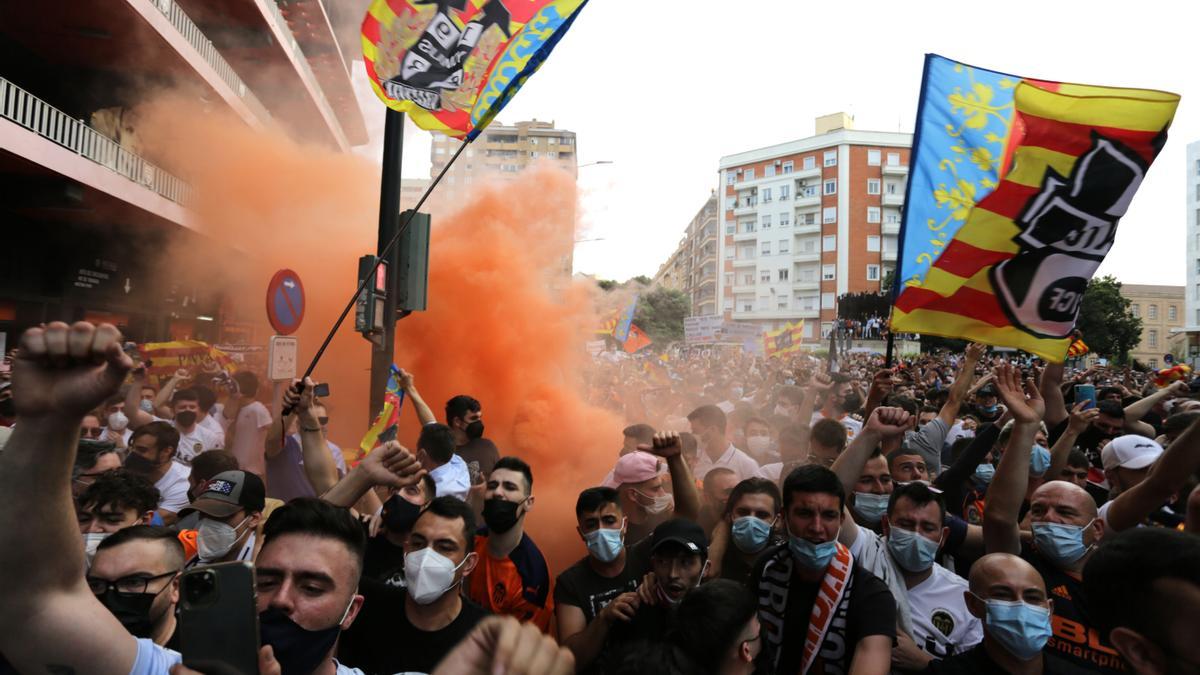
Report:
630,275,652,287
1075,276,1142,363
597,279,618,292
633,287,690,343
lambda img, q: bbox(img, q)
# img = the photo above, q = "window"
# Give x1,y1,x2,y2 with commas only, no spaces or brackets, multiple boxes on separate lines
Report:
1148,359,1158,369
823,207,837,224
1196,208,1200,226
802,238,817,253
867,235,881,252
868,149,881,166
740,246,755,259
801,294,817,310
867,264,881,281
743,303,754,312
761,270,771,282
822,235,836,252
724,300,734,313
822,292,835,309
886,182,899,194
824,150,837,167
887,152,900,166
779,239,789,253
800,185,818,198
762,241,772,255
725,248,734,259
547,137,557,144
779,213,791,227
1170,305,1178,321
823,179,837,195
780,185,791,200
1132,304,1141,317
802,213,816,226
1149,330,1158,348
765,165,776,178
744,168,755,180
529,152,539,159
801,268,816,282
1196,284,1200,300
758,296,769,310
803,156,816,170
726,222,735,235
725,273,733,286
726,198,736,210
885,212,901,225
742,273,754,284
1149,304,1158,320
867,179,881,195
782,161,794,174
727,173,735,185
822,264,836,281
867,207,881,223
779,269,790,281
778,298,789,310
763,187,773,203
761,215,772,229
742,221,755,233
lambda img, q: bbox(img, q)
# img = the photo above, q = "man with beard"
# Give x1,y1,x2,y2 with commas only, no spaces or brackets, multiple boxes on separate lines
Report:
89,526,183,649
467,456,556,631
445,394,500,480
123,422,190,525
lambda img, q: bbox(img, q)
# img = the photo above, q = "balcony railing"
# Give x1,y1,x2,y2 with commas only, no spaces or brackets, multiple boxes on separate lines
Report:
1,77,192,205
151,0,271,124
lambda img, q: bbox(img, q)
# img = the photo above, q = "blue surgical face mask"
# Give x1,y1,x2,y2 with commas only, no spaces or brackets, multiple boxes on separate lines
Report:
972,463,995,486
731,516,773,554
1032,520,1094,567
978,597,1052,660
584,521,625,563
786,521,840,571
852,492,889,525
981,404,998,415
1030,445,1051,476
886,526,941,573
139,399,155,414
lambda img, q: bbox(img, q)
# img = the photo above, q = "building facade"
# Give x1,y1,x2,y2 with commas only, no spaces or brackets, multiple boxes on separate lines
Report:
0,0,364,345
1122,284,1185,369
652,193,718,316
717,114,911,342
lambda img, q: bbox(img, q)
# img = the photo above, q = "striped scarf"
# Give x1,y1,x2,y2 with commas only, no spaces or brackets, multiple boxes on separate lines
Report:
756,542,855,674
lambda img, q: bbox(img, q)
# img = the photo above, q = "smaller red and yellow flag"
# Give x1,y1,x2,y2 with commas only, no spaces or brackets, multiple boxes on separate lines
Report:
764,321,805,358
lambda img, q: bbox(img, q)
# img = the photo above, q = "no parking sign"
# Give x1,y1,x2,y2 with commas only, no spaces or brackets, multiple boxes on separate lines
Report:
266,269,305,336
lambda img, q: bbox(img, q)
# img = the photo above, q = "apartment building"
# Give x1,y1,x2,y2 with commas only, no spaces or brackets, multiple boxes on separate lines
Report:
652,193,718,316
0,0,365,344
1123,284,1185,368
717,113,911,342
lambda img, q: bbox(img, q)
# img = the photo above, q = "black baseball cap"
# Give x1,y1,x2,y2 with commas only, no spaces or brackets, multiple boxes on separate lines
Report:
180,470,266,518
650,518,708,559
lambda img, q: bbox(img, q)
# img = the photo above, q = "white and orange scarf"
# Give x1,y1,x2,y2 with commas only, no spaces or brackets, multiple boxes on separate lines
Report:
756,541,855,674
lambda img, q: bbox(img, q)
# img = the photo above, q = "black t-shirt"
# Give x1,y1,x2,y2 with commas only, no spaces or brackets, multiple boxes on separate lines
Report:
922,643,1075,675
361,529,408,588
554,555,641,625
720,535,784,587
1020,548,1127,674
338,578,489,675
458,437,500,479
767,565,897,675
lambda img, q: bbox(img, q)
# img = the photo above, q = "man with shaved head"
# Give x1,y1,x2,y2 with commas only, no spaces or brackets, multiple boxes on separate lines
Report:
923,553,1070,673
982,365,1125,673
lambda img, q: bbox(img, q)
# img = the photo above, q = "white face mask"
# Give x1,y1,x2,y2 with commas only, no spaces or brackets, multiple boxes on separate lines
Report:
404,547,470,605
83,532,108,568
634,489,674,516
197,516,248,561
107,411,129,432
746,436,771,458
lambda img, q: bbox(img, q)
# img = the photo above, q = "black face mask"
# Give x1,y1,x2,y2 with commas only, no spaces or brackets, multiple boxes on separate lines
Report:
465,420,485,440
482,498,522,534
98,587,167,639
382,494,422,534
175,411,198,428
259,607,342,675
124,451,163,476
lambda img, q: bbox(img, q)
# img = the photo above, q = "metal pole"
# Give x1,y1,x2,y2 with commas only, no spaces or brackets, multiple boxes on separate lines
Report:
369,108,405,427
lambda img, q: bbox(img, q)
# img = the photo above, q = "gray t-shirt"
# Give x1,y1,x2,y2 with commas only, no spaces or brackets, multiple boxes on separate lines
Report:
904,418,950,475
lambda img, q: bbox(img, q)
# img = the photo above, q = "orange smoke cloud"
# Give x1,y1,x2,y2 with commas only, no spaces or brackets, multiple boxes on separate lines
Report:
135,94,623,571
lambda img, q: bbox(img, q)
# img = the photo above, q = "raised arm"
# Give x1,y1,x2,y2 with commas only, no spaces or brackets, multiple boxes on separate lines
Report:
940,343,984,427
861,369,895,423
983,364,1043,555
397,368,437,426
833,407,910,548
124,366,156,429
281,378,340,496
0,323,143,675
1044,402,1097,484
640,432,700,522
1040,361,1069,430
1122,382,1187,437
153,368,189,412
321,441,425,508
1103,414,1200,532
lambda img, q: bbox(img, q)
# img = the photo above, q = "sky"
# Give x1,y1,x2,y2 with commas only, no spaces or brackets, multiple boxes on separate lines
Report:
350,0,1198,285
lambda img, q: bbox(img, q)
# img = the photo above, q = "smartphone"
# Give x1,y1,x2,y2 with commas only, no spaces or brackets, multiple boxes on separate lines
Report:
178,562,260,675
1075,384,1097,410
313,382,330,398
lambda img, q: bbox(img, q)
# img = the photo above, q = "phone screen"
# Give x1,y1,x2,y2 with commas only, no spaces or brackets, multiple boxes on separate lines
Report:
1075,384,1097,410
313,383,330,398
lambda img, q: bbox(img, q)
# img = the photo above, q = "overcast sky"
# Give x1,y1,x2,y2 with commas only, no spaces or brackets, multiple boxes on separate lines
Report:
351,0,1197,285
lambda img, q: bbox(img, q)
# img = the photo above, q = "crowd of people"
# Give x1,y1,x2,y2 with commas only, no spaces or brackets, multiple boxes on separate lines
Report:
0,321,1198,675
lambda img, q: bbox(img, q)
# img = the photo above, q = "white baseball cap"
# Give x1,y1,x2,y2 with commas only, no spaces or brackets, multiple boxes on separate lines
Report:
1101,435,1163,471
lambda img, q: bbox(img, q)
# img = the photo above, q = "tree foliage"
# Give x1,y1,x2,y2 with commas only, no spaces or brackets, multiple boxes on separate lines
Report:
633,287,690,343
1075,276,1142,363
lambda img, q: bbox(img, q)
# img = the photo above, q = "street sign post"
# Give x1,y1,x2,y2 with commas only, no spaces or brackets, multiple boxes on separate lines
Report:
267,336,298,381
266,269,305,336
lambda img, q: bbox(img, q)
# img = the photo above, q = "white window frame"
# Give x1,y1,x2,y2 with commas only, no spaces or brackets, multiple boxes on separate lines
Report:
867,207,881,223
779,239,790,253
744,168,755,180
823,150,837,167
822,292,835,308
822,265,836,281
867,264,881,281
887,152,900,166
867,149,881,166
803,156,816,170
778,269,789,282
782,161,794,174
822,235,836,252
779,213,790,227
823,179,837,195
761,214,772,229
867,235,881,252
761,241,772,255
760,269,771,282
823,207,837,224
867,179,881,195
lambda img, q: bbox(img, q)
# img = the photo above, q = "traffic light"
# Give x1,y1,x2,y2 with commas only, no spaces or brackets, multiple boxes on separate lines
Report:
394,210,430,313
355,255,388,335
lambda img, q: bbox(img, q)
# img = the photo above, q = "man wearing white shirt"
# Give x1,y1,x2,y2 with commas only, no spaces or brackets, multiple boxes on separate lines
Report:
222,372,273,480
417,423,471,501
687,404,762,481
